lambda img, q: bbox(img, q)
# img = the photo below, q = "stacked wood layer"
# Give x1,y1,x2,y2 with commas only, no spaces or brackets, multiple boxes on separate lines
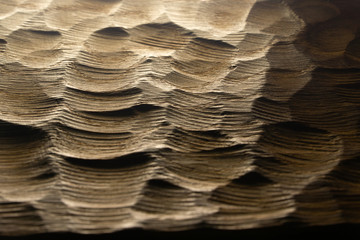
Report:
0,0,359,235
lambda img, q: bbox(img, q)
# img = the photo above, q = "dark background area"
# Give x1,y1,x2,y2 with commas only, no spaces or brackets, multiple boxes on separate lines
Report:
1,224,359,240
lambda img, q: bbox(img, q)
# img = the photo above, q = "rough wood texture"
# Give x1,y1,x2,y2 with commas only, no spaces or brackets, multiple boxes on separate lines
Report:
0,0,360,236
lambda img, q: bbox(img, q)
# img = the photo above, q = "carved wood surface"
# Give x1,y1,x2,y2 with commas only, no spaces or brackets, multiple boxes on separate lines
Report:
0,0,359,235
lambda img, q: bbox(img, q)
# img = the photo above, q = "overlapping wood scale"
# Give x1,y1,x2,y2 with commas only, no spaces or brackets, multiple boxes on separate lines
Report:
0,0,359,235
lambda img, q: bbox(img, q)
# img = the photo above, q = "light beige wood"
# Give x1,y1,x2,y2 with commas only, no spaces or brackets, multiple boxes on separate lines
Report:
0,0,359,235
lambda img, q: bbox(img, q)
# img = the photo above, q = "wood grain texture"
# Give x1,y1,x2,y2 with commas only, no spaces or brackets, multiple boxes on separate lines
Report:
0,0,359,235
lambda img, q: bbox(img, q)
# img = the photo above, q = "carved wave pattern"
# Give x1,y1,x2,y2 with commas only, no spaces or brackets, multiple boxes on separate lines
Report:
0,0,359,235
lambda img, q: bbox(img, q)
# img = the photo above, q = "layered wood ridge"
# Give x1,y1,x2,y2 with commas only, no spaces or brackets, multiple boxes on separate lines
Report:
0,0,360,235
